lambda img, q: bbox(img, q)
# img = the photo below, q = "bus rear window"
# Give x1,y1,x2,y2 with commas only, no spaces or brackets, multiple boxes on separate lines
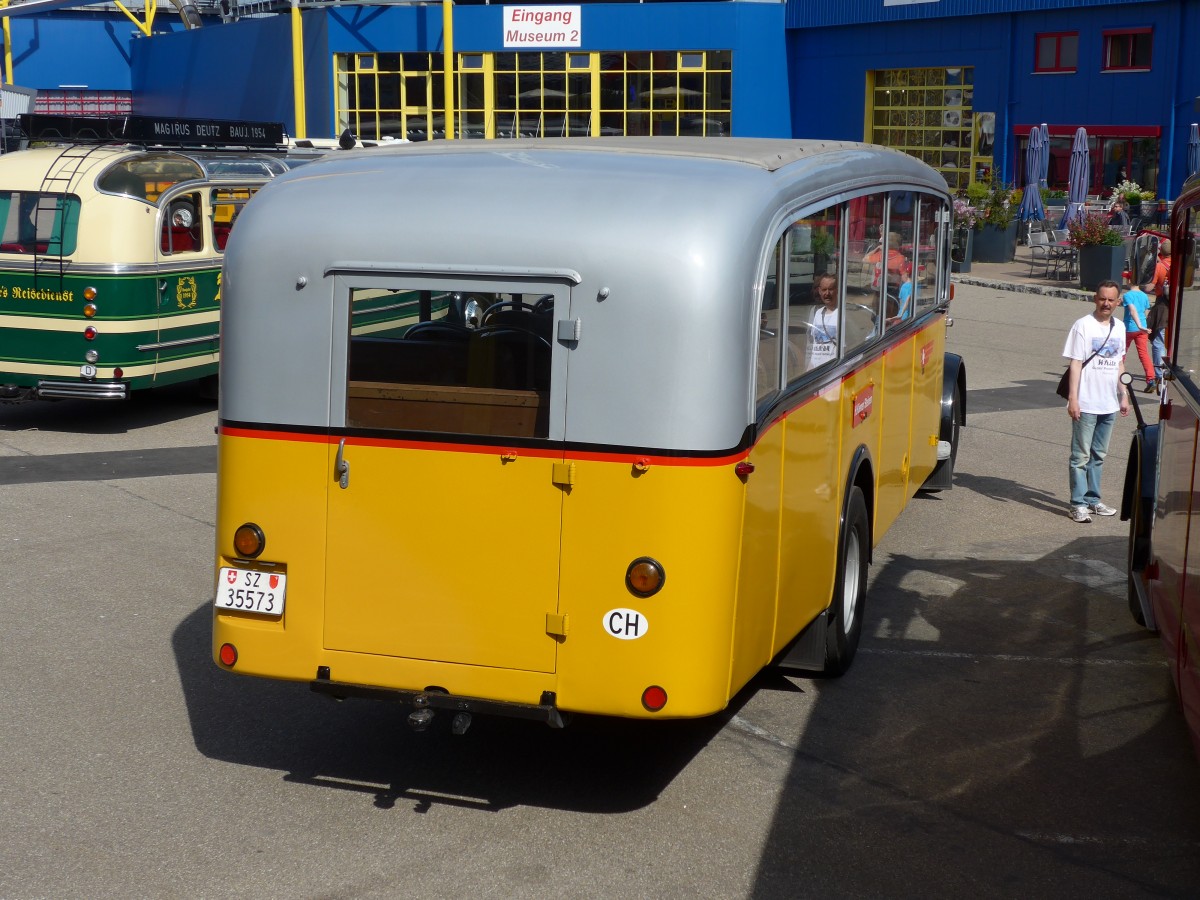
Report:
97,154,204,202
345,287,552,439
0,192,80,255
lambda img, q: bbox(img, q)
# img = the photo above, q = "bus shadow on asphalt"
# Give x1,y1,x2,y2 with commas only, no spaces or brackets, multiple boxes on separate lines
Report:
748,543,1200,896
172,602,741,813
0,383,215,435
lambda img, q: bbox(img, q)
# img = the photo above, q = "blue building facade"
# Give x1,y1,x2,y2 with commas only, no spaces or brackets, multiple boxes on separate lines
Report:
131,2,789,144
3,0,1199,197
788,0,1199,199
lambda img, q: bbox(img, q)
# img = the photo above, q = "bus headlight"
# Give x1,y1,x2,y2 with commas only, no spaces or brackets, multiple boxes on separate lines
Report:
626,557,665,597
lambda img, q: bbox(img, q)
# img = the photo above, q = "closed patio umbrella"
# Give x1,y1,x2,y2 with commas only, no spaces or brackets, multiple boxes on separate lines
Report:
1060,127,1089,228
1018,128,1045,222
1038,123,1049,187
1188,123,1200,178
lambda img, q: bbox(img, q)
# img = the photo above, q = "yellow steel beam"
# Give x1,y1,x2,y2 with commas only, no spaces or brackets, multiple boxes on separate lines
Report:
113,0,155,37
1,0,11,86
291,0,306,137
442,0,454,139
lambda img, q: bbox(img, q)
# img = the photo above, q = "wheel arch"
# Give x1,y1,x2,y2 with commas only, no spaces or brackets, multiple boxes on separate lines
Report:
844,444,875,564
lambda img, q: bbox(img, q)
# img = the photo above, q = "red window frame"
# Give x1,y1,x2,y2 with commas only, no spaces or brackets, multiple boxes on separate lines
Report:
1103,28,1153,71
1034,31,1078,73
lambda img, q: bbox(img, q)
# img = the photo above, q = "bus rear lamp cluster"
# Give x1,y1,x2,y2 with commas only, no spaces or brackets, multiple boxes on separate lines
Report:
626,557,665,597
233,522,266,559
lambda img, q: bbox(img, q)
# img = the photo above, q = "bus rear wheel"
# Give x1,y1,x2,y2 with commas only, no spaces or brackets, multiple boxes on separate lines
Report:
825,485,869,676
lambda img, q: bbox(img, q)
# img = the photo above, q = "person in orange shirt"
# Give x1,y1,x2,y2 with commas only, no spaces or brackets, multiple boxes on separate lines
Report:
1145,238,1172,301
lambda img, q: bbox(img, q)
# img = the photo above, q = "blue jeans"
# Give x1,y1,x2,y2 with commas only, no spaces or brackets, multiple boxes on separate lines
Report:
1069,412,1116,507
1151,333,1166,382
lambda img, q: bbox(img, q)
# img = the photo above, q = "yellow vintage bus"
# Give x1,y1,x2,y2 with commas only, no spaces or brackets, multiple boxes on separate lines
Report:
213,138,966,730
0,114,328,401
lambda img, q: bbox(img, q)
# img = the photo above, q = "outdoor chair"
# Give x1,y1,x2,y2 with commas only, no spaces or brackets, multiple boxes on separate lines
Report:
1024,230,1053,278
1049,230,1076,279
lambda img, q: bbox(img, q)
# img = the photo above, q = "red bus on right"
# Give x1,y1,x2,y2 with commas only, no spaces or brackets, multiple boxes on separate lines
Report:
1123,185,1200,761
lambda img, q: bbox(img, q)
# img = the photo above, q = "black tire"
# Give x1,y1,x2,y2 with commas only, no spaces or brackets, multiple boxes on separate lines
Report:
824,485,869,675
196,373,219,402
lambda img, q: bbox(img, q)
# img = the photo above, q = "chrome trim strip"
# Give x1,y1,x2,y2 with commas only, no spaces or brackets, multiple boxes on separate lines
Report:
136,333,219,351
36,380,128,401
325,261,584,284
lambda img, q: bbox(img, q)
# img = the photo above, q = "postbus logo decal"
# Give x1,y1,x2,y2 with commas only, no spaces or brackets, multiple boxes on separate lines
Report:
920,340,934,372
176,276,198,309
851,384,874,428
603,608,648,640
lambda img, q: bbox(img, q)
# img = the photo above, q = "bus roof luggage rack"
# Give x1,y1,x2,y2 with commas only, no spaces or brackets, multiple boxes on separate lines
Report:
19,114,285,149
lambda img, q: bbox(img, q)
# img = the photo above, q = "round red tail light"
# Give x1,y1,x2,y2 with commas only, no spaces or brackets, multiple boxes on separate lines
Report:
642,685,668,712
83,326,97,341
219,643,238,667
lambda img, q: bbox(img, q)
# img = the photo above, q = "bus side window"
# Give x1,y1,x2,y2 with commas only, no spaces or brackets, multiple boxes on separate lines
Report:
910,195,942,316
845,193,886,351
886,191,915,327
161,192,203,254
785,201,843,380
756,239,782,405
0,191,80,255
211,188,254,253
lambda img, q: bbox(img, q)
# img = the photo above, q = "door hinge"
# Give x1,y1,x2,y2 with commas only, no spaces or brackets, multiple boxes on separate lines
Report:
546,613,569,638
557,318,582,343
552,461,576,486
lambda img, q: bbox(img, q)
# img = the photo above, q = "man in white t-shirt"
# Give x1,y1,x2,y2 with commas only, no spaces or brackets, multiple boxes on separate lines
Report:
1063,280,1129,523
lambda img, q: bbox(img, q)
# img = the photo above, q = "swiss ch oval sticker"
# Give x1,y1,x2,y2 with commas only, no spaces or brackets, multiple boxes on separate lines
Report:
603,608,649,640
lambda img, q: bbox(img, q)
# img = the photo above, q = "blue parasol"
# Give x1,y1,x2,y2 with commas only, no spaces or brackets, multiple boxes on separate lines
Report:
1038,123,1049,188
1060,127,1089,229
1018,128,1045,221
1188,123,1200,179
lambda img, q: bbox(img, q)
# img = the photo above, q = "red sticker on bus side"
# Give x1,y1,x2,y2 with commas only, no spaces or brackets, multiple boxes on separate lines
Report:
851,384,874,428
920,341,934,371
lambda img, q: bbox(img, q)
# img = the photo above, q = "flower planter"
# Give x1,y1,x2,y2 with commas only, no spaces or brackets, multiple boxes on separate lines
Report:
951,227,973,273
971,222,1018,263
1077,244,1125,292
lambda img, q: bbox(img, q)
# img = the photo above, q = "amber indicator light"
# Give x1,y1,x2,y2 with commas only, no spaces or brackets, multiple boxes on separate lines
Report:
233,523,265,559
626,557,665,597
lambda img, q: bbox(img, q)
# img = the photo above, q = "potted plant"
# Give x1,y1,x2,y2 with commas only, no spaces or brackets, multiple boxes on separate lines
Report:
1110,180,1153,217
1043,189,1067,209
951,198,978,273
1140,190,1161,222
971,181,1019,263
1068,212,1126,291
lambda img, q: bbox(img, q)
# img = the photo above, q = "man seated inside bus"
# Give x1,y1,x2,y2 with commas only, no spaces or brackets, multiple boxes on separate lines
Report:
886,265,914,328
805,272,840,371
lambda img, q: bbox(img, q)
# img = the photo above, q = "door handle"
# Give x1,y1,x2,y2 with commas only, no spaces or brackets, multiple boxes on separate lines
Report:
335,438,350,489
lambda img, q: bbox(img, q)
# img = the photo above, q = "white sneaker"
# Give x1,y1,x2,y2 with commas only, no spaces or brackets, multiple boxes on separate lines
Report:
1089,502,1117,517
1069,506,1092,523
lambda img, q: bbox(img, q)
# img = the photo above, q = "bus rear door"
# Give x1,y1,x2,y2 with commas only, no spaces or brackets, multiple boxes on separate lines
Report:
323,276,569,674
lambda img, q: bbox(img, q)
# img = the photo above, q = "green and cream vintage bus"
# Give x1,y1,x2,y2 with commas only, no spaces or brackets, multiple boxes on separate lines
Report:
0,115,327,401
